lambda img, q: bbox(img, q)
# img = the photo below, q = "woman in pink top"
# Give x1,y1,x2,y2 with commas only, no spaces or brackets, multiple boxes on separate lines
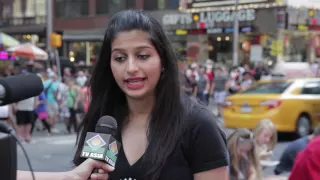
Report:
81,82,90,113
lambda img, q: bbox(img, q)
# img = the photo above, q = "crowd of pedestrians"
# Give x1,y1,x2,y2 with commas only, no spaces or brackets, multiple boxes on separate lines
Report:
181,60,269,117
0,68,91,143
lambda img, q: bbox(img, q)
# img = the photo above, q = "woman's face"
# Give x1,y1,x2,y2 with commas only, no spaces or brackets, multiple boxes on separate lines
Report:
257,129,273,145
110,30,162,99
237,141,253,157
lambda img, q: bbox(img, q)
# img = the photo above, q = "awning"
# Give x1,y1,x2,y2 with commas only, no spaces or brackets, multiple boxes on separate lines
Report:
62,29,105,41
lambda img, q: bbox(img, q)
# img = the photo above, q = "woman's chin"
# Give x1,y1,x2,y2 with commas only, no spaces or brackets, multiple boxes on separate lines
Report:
124,89,148,99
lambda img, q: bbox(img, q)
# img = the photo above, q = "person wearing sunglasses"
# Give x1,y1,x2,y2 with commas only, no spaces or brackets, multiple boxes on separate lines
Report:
228,128,262,180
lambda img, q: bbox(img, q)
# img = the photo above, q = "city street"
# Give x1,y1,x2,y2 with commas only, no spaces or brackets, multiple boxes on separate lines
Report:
17,123,291,178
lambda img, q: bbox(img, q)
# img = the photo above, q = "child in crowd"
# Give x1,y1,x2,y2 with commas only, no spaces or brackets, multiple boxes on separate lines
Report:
35,92,51,134
254,119,277,161
228,128,262,180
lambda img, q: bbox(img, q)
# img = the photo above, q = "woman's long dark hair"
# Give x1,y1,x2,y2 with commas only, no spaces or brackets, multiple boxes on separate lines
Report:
73,10,184,179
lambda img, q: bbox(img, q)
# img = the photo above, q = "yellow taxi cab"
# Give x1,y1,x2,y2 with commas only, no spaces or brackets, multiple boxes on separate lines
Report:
223,78,320,137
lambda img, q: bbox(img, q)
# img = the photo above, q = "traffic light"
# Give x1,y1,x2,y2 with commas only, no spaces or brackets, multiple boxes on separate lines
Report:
50,33,62,48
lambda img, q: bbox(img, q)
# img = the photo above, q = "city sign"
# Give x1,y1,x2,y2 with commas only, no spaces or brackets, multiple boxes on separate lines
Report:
186,0,272,8
193,9,256,25
162,13,193,26
162,9,256,27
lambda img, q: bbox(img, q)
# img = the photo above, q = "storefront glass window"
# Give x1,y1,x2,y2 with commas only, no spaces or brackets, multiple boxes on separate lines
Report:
55,0,88,18
282,31,310,62
68,41,103,65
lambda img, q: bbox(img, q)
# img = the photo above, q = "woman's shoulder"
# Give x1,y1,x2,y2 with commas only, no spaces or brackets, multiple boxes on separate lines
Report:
181,96,226,140
182,98,219,128
179,96,228,173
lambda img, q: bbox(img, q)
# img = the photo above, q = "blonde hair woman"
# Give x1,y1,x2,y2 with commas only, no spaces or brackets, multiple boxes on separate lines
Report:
253,119,277,160
228,128,262,180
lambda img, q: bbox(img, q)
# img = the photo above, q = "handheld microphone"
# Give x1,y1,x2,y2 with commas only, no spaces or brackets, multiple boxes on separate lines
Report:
0,73,44,106
80,116,121,168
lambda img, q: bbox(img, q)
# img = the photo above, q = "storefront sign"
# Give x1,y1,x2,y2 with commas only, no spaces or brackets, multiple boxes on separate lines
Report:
0,51,14,60
188,29,206,35
175,29,188,35
207,28,223,34
187,0,271,8
162,9,255,27
225,28,234,33
162,13,193,26
298,24,309,30
194,9,256,24
241,26,252,32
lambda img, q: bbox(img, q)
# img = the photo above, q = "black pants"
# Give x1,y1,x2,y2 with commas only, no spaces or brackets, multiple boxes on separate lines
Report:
40,119,51,133
67,108,78,133
31,113,51,134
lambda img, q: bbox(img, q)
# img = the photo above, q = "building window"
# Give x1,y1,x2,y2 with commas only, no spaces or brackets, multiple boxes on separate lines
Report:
144,0,157,10
144,0,179,10
96,0,135,15
55,0,88,18
168,0,179,9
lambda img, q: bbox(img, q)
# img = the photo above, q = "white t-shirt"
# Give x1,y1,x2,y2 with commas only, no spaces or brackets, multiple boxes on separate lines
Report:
16,97,35,111
0,105,9,118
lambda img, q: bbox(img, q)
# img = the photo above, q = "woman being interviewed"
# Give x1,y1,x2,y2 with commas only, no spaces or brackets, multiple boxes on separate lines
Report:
73,10,228,180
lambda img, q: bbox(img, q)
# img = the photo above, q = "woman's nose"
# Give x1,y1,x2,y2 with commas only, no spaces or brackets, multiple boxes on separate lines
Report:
127,58,139,74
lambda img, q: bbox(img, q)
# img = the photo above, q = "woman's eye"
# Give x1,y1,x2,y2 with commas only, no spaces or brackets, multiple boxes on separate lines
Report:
115,56,126,62
137,54,149,59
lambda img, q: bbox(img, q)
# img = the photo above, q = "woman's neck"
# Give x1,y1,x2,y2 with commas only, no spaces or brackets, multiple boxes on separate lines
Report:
127,95,155,120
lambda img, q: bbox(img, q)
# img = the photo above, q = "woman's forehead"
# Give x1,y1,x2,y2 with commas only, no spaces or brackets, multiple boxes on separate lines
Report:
111,31,153,50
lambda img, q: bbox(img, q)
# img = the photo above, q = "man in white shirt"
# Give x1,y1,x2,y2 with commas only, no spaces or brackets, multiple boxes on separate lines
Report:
15,97,36,142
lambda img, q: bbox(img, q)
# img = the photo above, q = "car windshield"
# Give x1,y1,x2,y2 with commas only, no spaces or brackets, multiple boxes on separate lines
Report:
242,82,292,94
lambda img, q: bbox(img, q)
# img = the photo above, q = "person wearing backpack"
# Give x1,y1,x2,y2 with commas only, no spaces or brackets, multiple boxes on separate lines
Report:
43,72,60,132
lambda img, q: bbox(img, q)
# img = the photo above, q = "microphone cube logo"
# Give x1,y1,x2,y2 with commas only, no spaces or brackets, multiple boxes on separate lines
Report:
105,141,119,167
109,141,118,155
86,134,106,151
81,133,108,160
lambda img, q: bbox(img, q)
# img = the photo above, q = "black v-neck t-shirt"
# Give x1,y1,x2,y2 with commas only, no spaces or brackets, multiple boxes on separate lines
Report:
109,105,228,180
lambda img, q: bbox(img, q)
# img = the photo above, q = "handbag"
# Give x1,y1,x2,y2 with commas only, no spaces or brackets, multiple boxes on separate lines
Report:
38,111,48,120
75,100,85,113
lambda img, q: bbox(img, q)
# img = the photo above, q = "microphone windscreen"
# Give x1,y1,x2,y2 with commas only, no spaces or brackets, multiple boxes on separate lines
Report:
0,74,44,105
95,116,118,136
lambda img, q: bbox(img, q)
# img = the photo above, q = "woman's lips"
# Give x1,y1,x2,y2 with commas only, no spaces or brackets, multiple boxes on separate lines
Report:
124,77,146,90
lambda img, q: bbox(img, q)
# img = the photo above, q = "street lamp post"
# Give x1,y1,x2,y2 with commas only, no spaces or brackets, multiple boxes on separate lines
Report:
46,0,53,50
46,0,62,81
233,0,239,66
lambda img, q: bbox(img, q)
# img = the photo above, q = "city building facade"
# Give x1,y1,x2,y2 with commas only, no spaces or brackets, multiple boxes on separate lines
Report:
53,0,142,64
51,0,320,65
0,0,46,48
176,0,320,65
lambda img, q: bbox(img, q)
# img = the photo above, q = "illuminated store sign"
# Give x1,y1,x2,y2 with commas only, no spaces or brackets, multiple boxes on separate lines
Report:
162,9,255,27
186,0,270,8
0,51,14,60
193,9,256,24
